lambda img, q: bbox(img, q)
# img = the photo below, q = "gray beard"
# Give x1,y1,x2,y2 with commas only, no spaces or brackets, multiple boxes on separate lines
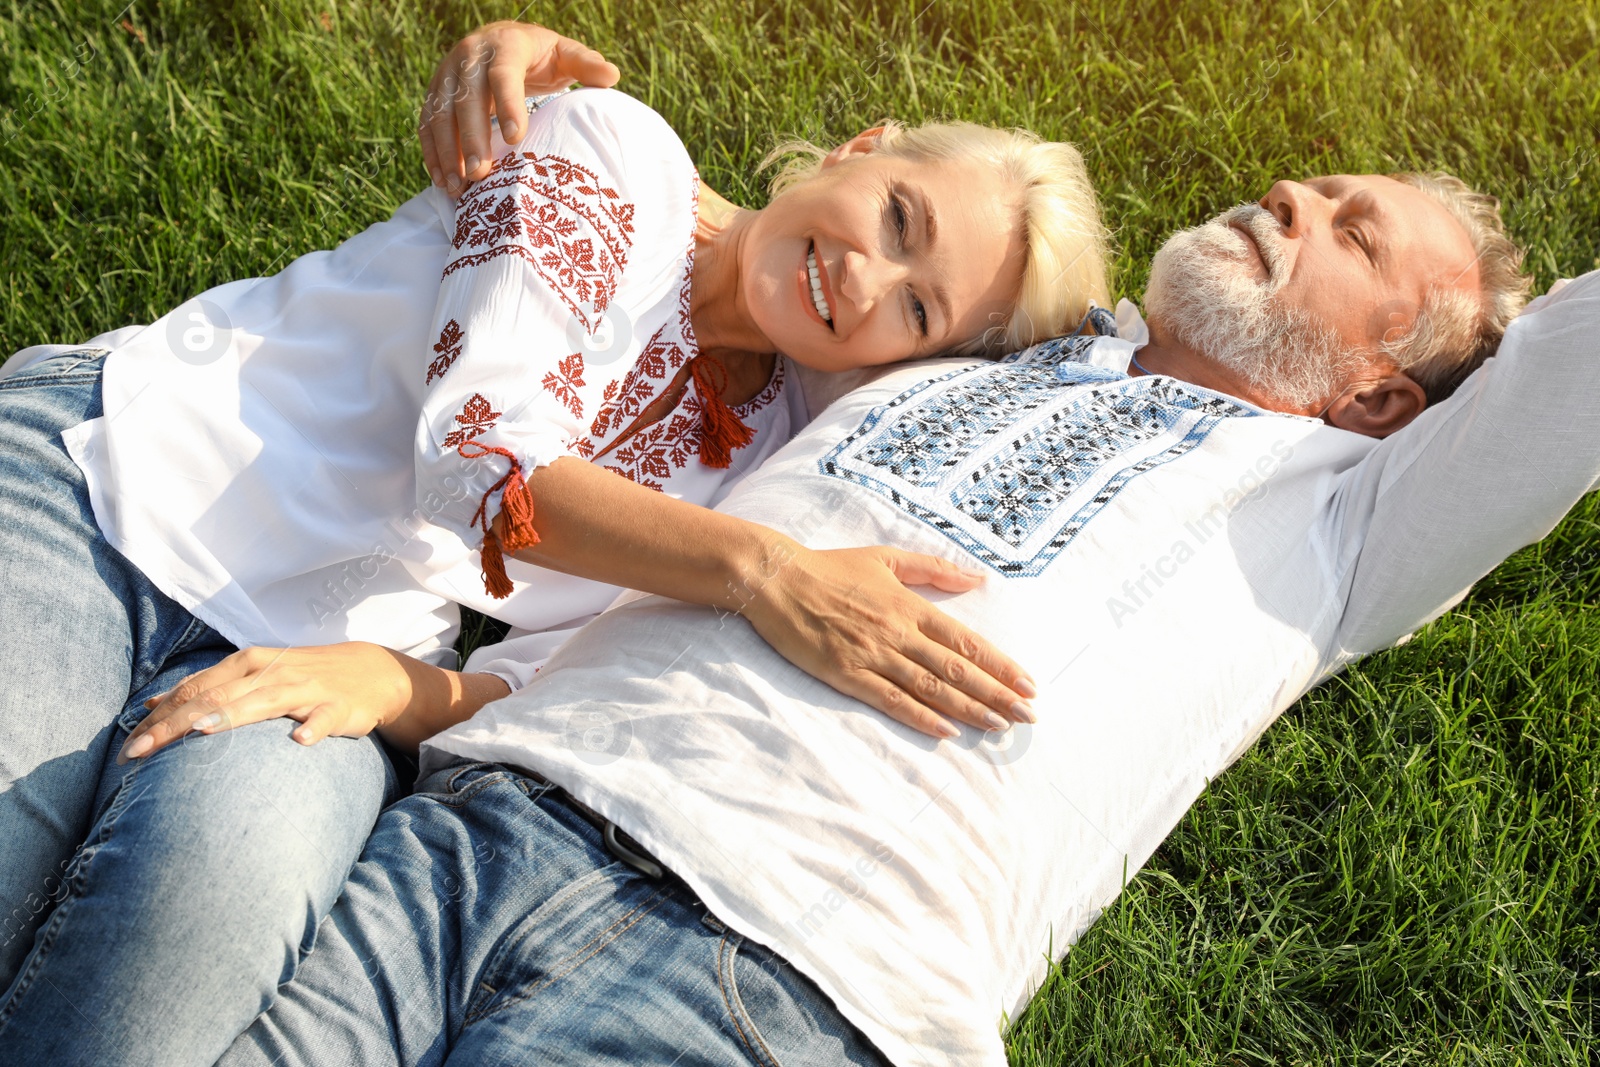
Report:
1143,204,1352,411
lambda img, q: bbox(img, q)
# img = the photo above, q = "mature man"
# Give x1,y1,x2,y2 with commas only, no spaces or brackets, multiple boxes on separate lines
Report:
193,37,1596,1063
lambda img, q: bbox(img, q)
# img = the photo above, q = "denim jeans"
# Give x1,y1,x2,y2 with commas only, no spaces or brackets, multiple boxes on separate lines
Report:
0,351,397,1067
219,761,890,1067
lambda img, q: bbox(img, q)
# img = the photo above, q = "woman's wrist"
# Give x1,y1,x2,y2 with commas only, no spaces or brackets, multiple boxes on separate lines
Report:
380,660,511,753
712,528,807,617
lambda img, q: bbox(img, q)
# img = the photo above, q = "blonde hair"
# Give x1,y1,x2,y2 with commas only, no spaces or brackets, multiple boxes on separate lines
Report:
1382,172,1533,403
762,121,1111,357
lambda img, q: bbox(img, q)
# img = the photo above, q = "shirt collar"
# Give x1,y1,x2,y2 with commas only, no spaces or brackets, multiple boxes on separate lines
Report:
1114,299,1151,347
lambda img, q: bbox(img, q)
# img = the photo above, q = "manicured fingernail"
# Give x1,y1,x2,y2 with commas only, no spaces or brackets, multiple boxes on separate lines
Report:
123,735,152,760
295,726,314,742
446,174,461,193
937,721,961,740
504,122,519,140
1010,700,1036,724
428,168,442,188
192,713,222,731
1014,676,1038,699
465,155,480,174
983,712,1008,731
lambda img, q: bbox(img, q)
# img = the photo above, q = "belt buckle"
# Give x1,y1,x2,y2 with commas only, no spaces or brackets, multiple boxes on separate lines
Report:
603,821,665,880
510,764,666,880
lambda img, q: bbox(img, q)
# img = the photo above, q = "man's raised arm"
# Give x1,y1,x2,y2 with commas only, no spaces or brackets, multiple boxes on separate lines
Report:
1330,274,1600,660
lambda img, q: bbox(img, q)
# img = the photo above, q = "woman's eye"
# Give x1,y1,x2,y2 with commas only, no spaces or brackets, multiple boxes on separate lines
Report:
891,195,908,242
910,291,928,335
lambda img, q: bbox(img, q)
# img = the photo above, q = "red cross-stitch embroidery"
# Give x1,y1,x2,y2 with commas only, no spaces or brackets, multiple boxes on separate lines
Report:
541,352,586,419
568,182,778,488
426,320,465,385
443,153,635,335
581,254,697,446
733,357,787,416
442,393,501,450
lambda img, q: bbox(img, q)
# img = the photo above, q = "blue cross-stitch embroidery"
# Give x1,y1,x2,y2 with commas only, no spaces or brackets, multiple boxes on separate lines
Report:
819,337,1260,576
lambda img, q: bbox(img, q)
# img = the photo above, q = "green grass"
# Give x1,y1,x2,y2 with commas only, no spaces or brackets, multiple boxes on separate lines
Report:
2,0,1596,1061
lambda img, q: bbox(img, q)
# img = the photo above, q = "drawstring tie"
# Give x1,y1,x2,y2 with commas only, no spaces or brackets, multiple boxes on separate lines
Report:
687,354,755,469
457,440,540,600
461,353,757,599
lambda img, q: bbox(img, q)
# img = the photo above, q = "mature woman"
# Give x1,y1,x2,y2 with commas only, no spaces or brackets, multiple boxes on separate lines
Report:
0,37,1109,1067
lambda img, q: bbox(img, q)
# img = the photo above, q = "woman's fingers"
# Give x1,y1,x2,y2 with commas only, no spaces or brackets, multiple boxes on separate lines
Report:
829,668,959,740
451,82,496,185
875,551,1038,719
187,685,319,738
915,610,1038,716
122,674,267,762
286,706,340,746
537,34,620,93
873,650,1012,734
122,682,319,762
487,61,530,146
122,647,289,759
428,101,467,196
419,22,619,195
419,103,444,189
879,549,986,594
895,632,1033,728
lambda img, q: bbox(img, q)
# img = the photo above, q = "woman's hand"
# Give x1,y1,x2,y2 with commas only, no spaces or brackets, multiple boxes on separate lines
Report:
117,644,510,762
492,458,1035,741
737,545,1038,739
420,20,620,196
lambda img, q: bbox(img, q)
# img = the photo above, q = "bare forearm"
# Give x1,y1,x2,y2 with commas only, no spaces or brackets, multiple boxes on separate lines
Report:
502,456,798,614
387,461,784,752
378,657,511,753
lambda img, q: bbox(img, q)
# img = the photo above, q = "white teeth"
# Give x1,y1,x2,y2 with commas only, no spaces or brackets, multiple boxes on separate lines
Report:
806,247,832,324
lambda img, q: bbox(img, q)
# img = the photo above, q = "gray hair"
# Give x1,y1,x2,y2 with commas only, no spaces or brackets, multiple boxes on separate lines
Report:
1381,172,1532,404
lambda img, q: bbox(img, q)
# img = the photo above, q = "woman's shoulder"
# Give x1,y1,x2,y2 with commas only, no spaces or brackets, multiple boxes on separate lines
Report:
445,88,696,323
490,88,695,288
512,88,693,199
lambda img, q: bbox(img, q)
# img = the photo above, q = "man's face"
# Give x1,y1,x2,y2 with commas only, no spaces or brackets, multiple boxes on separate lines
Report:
1144,174,1482,412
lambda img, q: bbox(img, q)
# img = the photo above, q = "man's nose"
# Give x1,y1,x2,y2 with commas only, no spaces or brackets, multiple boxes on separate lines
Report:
840,248,907,312
1259,179,1329,238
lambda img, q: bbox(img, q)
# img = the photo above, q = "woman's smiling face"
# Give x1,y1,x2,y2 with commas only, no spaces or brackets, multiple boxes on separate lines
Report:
738,137,1028,372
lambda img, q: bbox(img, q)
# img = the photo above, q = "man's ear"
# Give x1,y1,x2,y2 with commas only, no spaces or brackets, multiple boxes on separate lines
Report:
1322,371,1428,438
821,126,888,169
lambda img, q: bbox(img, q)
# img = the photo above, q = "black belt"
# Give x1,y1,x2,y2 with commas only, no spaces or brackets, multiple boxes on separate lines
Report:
506,765,668,880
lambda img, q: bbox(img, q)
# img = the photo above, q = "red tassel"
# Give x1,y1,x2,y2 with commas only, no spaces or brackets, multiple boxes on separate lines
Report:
498,467,541,553
479,526,514,600
457,439,540,597
688,355,755,469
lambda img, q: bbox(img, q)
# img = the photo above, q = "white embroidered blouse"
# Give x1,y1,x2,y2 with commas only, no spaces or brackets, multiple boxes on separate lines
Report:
56,88,805,682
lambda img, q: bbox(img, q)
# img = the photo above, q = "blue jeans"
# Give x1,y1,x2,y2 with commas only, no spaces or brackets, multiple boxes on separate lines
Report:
219,761,890,1067
0,351,397,1066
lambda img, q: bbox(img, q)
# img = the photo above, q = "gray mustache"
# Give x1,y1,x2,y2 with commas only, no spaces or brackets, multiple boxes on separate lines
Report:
1219,203,1287,285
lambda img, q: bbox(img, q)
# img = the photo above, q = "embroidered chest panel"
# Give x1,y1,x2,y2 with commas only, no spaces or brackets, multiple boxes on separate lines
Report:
569,256,786,492
818,340,1259,576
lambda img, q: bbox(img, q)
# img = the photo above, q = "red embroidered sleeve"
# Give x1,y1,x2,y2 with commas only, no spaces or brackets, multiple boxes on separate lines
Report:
444,154,636,334
540,352,587,419
441,393,502,450
426,320,465,385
